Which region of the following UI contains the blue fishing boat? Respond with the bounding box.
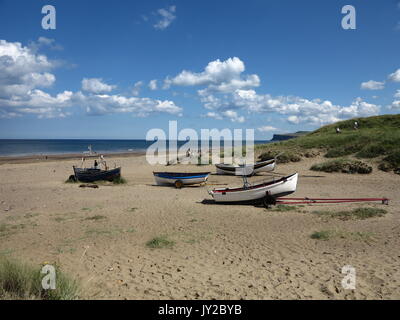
[153,172,211,188]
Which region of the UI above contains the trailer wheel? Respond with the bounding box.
[174,180,184,189]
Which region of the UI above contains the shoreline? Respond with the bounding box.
[0,145,258,165]
[0,151,146,165]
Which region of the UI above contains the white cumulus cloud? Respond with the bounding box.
[0,39,183,119]
[360,80,385,90]
[171,57,382,126]
[257,126,278,132]
[132,81,143,96]
[154,6,176,30]
[388,68,400,82]
[0,39,71,118]
[203,110,245,123]
[29,37,63,51]
[77,93,182,117]
[82,78,116,94]
[164,57,260,93]
[204,112,222,120]
[390,90,400,109]
[390,100,400,109]
[222,89,380,126]
[149,79,158,90]
[222,110,245,123]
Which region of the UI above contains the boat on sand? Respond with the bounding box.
[73,166,121,182]
[209,173,298,204]
[153,172,211,188]
[215,159,276,176]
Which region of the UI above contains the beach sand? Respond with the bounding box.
[0,154,399,300]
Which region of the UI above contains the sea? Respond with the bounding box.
[0,139,271,157]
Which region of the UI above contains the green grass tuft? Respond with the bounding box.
[146,236,175,249]
[0,223,26,238]
[325,144,362,158]
[84,215,107,221]
[312,207,387,220]
[259,150,301,163]
[311,230,375,241]
[378,151,400,173]
[311,231,332,240]
[270,205,299,212]
[0,258,79,300]
[355,144,387,159]
[310,158,372,174]
[112,177,127,184]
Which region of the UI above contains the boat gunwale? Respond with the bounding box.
[153,172,211,179]
[215,159,275,171]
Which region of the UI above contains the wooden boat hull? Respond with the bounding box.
[215,159,275,176]
[209,173,298,203]
[153,172,210,186]
[73,166,121,183]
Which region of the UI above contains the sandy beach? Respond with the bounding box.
[0,154,399,300]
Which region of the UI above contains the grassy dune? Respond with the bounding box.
[256,114,400,173]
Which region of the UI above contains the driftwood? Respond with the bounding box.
[79,184,99,189]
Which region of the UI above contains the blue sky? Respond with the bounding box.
[0,0,399,139]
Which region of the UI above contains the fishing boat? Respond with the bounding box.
[83,145,97,156]
[73,166,121,182]
[153,172,211,188]
[209,173,298,203]
[215,159,276,176]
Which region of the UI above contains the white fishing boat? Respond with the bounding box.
[209,173,298,203]
[215,159,276,176]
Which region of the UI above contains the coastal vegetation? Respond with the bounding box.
[312,207,387,221]
[269,205,299,212]
[310,158,372,174]
[310,230,375,241]
[310,230,332,240]
[256,114,400,174]
[112,177,127,184]
[0,258,79,300]
[146,236,175,249]
[83,215,107,222]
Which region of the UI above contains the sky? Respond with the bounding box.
[0,0,399,139]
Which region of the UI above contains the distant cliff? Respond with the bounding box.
[270,131,310,142]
